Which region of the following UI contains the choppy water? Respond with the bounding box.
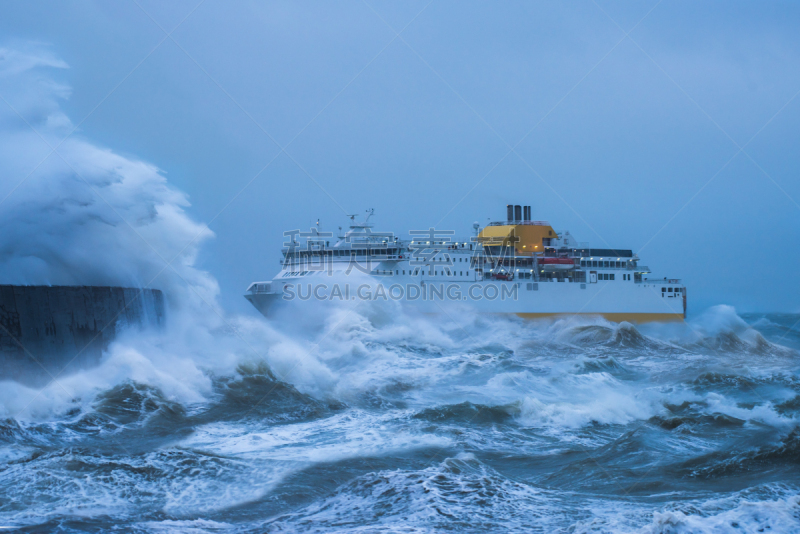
[1,306,799,533]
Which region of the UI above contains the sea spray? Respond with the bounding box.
[1,44,799,533]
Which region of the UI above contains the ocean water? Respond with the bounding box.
[1,306,799,533]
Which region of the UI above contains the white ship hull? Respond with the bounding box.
[246,274,686,323]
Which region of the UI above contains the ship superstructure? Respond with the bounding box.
[246,205,686,322]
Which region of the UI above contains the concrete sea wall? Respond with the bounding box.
[0,285,165,382]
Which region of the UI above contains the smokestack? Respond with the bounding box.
[514,205,522,222]
[507,205,513,222]
[523,206,531,221]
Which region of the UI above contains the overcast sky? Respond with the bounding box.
[2,0,799,314]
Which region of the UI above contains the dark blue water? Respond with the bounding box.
[1,306,799,532]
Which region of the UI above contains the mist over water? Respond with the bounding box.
[1,46,799,533]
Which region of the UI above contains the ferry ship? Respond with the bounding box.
[245,205,686,323]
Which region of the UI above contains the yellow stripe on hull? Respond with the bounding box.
[515,312,684,324]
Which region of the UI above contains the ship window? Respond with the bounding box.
[610,274,615,280]
[593,261,598,267]
[662,287,666,292]
[668,287,673,292]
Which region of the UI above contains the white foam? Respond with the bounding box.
[183,409,452,464]
[640,494,800,534]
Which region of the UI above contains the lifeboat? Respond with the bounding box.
[540,257,575,271]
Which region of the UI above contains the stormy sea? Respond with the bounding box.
[1,306,798,533]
